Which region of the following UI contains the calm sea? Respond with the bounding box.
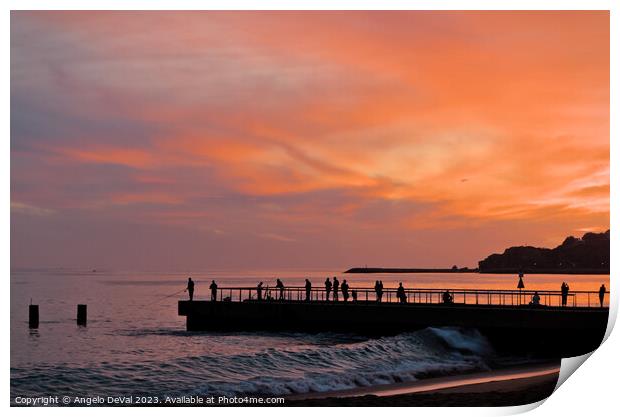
[10,269,609,402]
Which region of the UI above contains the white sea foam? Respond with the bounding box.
[188,327,495,396]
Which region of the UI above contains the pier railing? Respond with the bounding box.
[201,286,608,308]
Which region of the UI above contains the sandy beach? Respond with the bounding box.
[287,363,560,407]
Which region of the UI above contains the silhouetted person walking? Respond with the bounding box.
[209,280,217,301]
[397,282,407,303]
[561,282,569,307]
[333,277,340,301]
[305,279,312,301]
[186,277,195,301]
[325,277,332,301]
[257,282,264,301]
[276,279,285,300]
[341,280,349,302]
[599,284,606,307]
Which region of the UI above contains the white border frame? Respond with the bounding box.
[4,1,617,416]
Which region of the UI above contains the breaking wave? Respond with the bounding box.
[12,327,499,398]
[188,327,494,396]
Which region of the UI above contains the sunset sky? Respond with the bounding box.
[11,11,609,270]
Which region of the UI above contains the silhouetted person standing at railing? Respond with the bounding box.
[378,281,384,302]
[599,284,606,307]
[333,277,340,301]
[351,289,357,302]
[325,277,332,301]
[374,281,381,302]
[561,282,569,307]
[209,280,217,301]
[442,290,453,304]
[305,279,312,301]
[257,282,263,301]
[186,277,195,301]
[341,280,350,302]
[517,272,525,305]
[276,279,285,300]
[397,282,407,303]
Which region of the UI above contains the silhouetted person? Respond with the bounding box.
[333,277,340,301]
[325,277,332,301]
[517,272,525,305]
[599,284,606,308]
[276,279,285,300]
[374,281,381,302]
[442,290,453,304]
[305,279,312,301]
[530,291,541,306]
[209,280,217,301]
[257,282,264,301]
[341,280,350,302]
[561,282,569,307]
[351,289,357,302]
[186,277,195,301]
[397,282,407,303]
[378,281,384,302]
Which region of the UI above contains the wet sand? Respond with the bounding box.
[286,363,560,407]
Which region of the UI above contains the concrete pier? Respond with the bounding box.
[178,299,608,357]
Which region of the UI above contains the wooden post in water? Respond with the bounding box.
[77,304,87,326]
[29,304,39,329]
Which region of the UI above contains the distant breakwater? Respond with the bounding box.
[345,268,477,274]
[344,267,609,274]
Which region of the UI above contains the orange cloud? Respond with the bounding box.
[11,11,609,269]
[109,192,183,205]
[59,147,155,169]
